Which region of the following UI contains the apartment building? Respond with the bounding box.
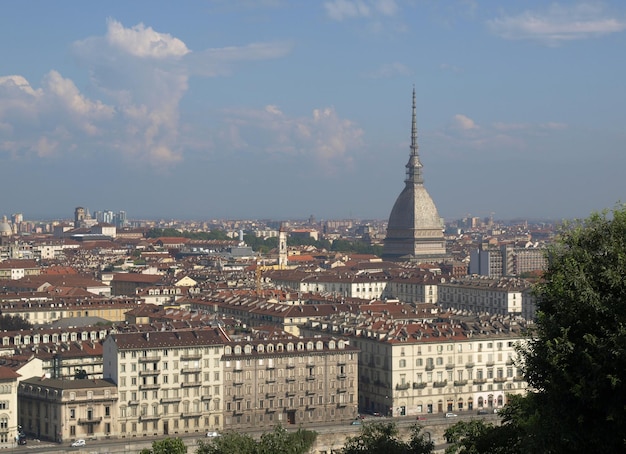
[301,312,529,418]
[222,335,359,431]
[437,276,535,319]
[18,376,117,444]
[0,367,20,449]
[102,328,229,438]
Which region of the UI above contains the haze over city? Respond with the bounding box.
[1,1,625,222]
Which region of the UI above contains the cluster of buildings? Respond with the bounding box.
[0,90,551,448]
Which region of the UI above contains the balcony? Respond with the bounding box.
[77,416,102,425]
[160,396,181,404]
[337,388,347,393]
[233,381,244,386]
[513,375,525,382]
[337,374,347,380]
[266,378,276,384]
[473,378,487,385]
[139,357,159,363]
[286,377,296,383]
[395,383,410,391]
[412,382,427,389]
[306,363,315,368]
[506,359,514,366]
[181,382,202,388]
[494,377,508,383]
[201,395,212,401]
[445,364,455,370]
[181,368,201,374]
[266,392,276,398]
[337,401,348,408]
[286,390,296,397]
[139,370,160,376]
[139,383,160,391]
[180,411,203,418]
[286,364,295,369]
[425,364,435,371]
[233,395,244,401]
[305,376,315,381]
[180,354,202,361]
[465,362,475,368]
[486,361,495,367]
[433,380,447,388]
[128,400,140,406]
[266,364,275,370]
[453,380,468,386]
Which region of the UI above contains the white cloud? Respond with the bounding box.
[219,105,364,174]
[452,114,478,131]
[105,18,190,59]
[0,19,293,166]
[487,3,626,45]
[324,0,398,21]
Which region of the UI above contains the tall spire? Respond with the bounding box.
[405,86,423,185]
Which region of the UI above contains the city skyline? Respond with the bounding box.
[1,1,625,222]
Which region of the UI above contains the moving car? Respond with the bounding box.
[445,412,458,418]
[71,439,86,447]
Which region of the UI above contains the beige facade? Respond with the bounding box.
[301,315,529,418]
[222,337,359,431]
[18,377,117,444]
[103,328,228,438]
[0,367,20,449]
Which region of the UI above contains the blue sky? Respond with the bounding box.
[1,1,625,222]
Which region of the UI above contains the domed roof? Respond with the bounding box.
[0,221,11,236]
[387,185,442,231]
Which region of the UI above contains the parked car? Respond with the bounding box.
[71,439,86,447]
[205,431,220,438]
[477,409,489,415]
[351,420,362,425]
[445,412,458,418]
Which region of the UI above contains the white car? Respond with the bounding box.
[445,412,458,418]
[71,439,86,447]
[205,431,220,438]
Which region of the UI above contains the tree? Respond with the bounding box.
[196,425,317,454]
[74,369,88,379]
[341,421,433,454]
[141,437,187,454]
[0,313,32,331]
[445,205,626,453]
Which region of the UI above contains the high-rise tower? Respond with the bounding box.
[382,89,446,261]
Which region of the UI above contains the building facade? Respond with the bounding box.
[18,377,117,444]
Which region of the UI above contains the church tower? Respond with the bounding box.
[382,89,447,261]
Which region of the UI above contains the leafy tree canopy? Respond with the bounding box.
[445,205,626,453]
[196,425,316,454]
[341,421,433,454]
[141,437,187,454]
[0,313,32,331]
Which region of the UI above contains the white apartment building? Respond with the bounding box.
[301,314,529,418]
[103,328,229,438]
[437,276,536,320]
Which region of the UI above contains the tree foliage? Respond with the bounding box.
[140,437,187,454]
[341,421,433,454]
[196,425,316,454]
[445,205,626,453]
[0,313,33,330]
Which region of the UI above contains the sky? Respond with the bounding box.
[1,1,625,223]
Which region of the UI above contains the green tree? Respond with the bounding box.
[141,437,187,454]
[445,205,626,453]
[0,314,32,330]
[74,369,88,380]
[196,425,316,454]
[341,421,433,454]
